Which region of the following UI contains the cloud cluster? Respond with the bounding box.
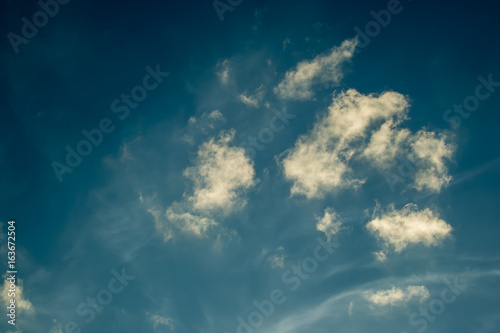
[366,203,453,253]
[364,285,429,307]
[281,88,455,198]
[274,38,358,100]
[282,89,408,198]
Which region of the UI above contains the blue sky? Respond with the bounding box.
[1,0,499,332]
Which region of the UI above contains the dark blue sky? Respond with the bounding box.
[1,0,499,332]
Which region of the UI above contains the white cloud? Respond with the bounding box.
[150,130,256,241]
[316,208,342,241]
[1,278,34,315]
[282,89,409,198]
[410,130,455,192]
[274,38,358,100]
[366,203,452,253]
[364,285,429,307]
[267,247,286,268]
[184,130,256,214]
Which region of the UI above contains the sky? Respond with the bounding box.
[0,0,499,332]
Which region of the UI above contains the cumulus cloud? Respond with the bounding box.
[149,130,256,241]
[409,130,455,192]
[364,285,429,307]
[366,203,452,253]
[316,208,343,241]
[184,130,256,214]
[281,89,409,198]
[274,38,358,100]
[281,88,455,197]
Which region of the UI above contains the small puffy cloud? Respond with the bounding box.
[316,208,342,241]
[364,285,429,307]
[150,314,175,330]
[1,278,34,315]
[281,89,408,198]
[366,203,452,253]
[275,38,358,100]
[184,130,256,214]
[267,247,286,268]
[410,130,455,192]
